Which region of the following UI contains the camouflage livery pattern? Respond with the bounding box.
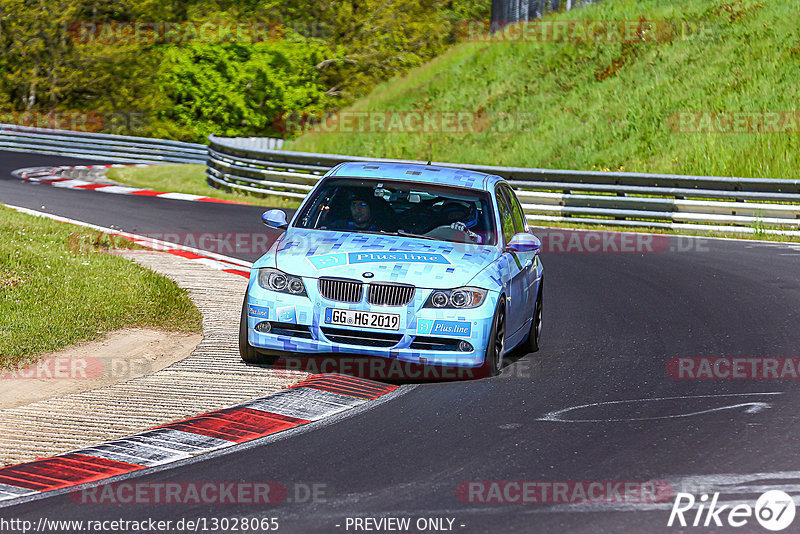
[245,162,543,369]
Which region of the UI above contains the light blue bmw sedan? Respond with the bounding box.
[240,161,543,378]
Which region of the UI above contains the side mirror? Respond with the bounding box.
[506,233,541,255]
[262,209,288,230]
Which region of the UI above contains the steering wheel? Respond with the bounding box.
[425,225,481,243]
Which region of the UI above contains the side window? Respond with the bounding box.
[501,185,526,235]
[495,187,516,245]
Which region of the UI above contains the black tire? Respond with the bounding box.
[478,299,506,378]
[521,283,543,354]
[239,295,278,365]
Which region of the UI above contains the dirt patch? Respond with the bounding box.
[0,251,306,467]
[0,328,201,409]
[0,268,26,289]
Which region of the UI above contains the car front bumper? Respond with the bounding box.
[245,279,498,368]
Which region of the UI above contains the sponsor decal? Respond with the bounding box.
[307,253,347,270]
[248,304,270,319]
[308,251,450,270]
[417,319,471,337]
[276,306,296,323]
[349,251,450,265]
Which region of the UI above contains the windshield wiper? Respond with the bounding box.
[395,230,439,241]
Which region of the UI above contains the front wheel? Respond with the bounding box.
[239,295,278,365]
[478,300,506,378]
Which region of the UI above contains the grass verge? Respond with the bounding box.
[106,164,302,209]
[287,0,800,180]
[0,206,202,371]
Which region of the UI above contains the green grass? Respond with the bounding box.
[0,207,202,371]
[287,0,800,180]
[106,164,301,209]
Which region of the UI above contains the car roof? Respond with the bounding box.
[327,161,504,191]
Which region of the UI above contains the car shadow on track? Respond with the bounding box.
[244,349,543,385]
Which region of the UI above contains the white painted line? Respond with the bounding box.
[194,257,244,271]
[1,203,253,270]
[0,484,36,501]
[51,179,92,187]
[94,185,146,194]
[12,165,247,206]
[157,192,205,201]
[538,392,784,423]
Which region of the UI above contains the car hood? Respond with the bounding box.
[272,229,500,288]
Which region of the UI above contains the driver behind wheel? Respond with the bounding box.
[442,200,483,243]
[322,190,380,231]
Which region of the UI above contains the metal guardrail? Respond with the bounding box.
[3,125,797,235]
[207,135,800,235]
[0,124,207,164]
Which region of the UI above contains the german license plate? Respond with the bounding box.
[324,308,400,330]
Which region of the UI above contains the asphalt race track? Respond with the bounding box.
[3,150,800,533]
[0,152,271,262]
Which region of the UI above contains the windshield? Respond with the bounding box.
[294,177,497,246]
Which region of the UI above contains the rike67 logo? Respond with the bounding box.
[668,491,796,531]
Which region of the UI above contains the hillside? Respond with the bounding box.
[288,0,800,179]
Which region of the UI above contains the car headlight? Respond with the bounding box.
[258,268,307,296]
[423,287,487,309]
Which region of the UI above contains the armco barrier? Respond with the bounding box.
[0,123,207,164]
[4,125,798,234]
[207,135,800,234]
